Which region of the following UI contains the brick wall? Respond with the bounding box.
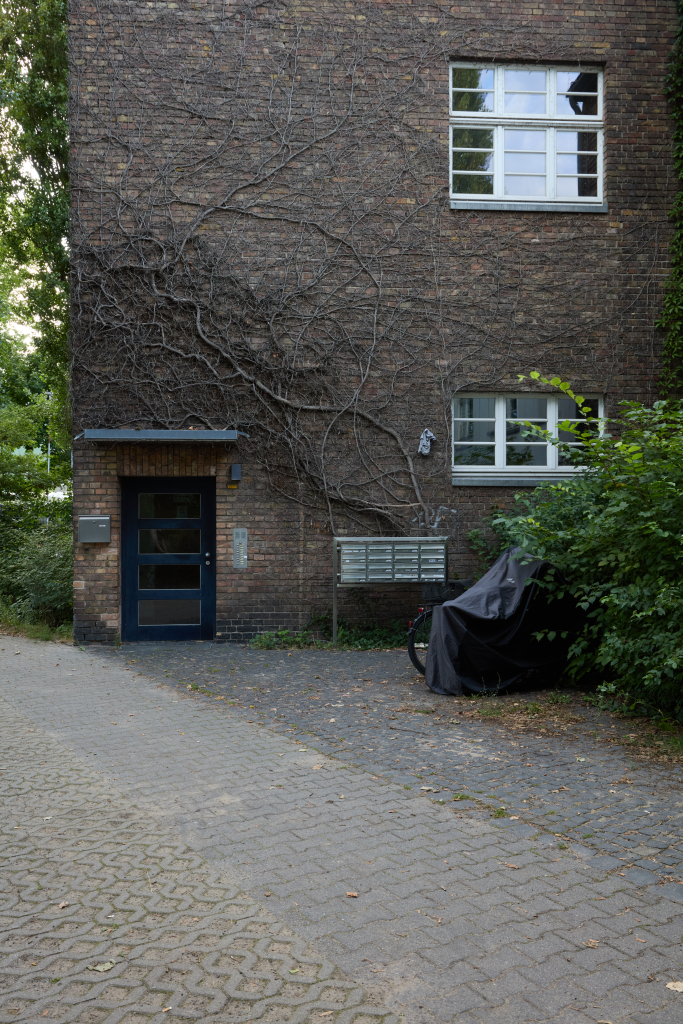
[69,0,679,642]
[73,442,428,642]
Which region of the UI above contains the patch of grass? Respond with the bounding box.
[453,793,471,801]
[0,614,73,643]
[547,692,572,705]
[557,843,569,850]
[403,785,412,790]
[249,615,408,651]
[492,807,506,818]
[479,703,503,718]
[524,702,543,717]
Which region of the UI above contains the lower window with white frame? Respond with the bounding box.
[451,393,602,485]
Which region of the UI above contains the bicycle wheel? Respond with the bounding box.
[407,608,433,674]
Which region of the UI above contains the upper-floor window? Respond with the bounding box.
[452,393,603,482]
[450,64,603,207]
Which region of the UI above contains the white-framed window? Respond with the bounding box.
[450,64,603,206]
[451,393,603,483]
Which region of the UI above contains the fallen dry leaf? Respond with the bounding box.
[635,937,647,942]
[502,862,519,869]
[666,981,683,992]
[264,892,271,897]
[509,815,520,820]
[583,940,599,949]
[319,1013,333,1017]
[346,891,358,898]
[162,1008,171,1013]
[58,901,69,909]
[88,961,116,973]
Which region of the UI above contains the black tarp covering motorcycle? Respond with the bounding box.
[424,546,581,696]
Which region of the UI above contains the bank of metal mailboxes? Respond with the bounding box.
[78,515,111,543]
[337,537,448,584]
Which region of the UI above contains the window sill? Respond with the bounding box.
[452,470,581,486]
[450,200,608,214]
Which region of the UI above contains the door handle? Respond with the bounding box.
[205,552,211,565]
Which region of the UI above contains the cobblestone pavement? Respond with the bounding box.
[1,638,683,1024]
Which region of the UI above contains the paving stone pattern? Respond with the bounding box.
[1,639,683,1024]
[0,692,392,1024]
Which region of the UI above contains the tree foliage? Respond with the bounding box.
[0,0,69,406]
[492,374,683,716]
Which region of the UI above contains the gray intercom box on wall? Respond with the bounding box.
[233,528,248,568]
[78,515,111,543]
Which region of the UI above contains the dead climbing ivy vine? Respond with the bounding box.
[70,0,663,536]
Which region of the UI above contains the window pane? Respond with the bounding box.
[505,70,546,91]
[557,71,598,94]
[504,93,546,115]
[505,176,546,196]
[139,493,201,518]
[506,445,548,466]
[557,153,598,175]
[505,130,546,151]
[506,420,547,442]
[504,152,546,174]
[452,128,494,150]
[453,151,493,171]
[453,445,495,466]
[139,600,201,625]
[556,177,598,197]
[452,68,494,90]
[558,425,597,443]
[454,396,495,418]
[452,91,494,113]
[454,421,496,442]
[139,565,201,590]
[139,529,201,554]
[452,174,493,194]
[557,131,597,153]
[558,448,581,467]
[558,397,600,419]
[507,397,547,419]
[556,94,598,117]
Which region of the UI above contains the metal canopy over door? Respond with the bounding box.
[121,477,216,641]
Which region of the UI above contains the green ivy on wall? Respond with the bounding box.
[657,0,683,392]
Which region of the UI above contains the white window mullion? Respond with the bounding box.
[495,125,504,199]
[495,395,506,468]
[548,127,555,201]
[547,396,558,469]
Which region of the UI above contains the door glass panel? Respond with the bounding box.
[138,493,201,519]
[139,529,201,553]
[139,565,201,590]
[139,600,201,625]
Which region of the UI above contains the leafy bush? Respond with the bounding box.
[490,375,683,717]
[0,497,73,627]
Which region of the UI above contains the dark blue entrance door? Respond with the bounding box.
[121,477,216,641]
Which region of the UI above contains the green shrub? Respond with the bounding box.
[0,507,73,627]
[491,375,683,718]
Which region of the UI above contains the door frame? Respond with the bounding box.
[120,476,216,642]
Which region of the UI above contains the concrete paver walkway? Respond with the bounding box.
[1,638,683,1024]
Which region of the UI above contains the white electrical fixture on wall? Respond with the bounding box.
[233,529,248,568]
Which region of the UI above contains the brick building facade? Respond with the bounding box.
[70,0,678,643]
